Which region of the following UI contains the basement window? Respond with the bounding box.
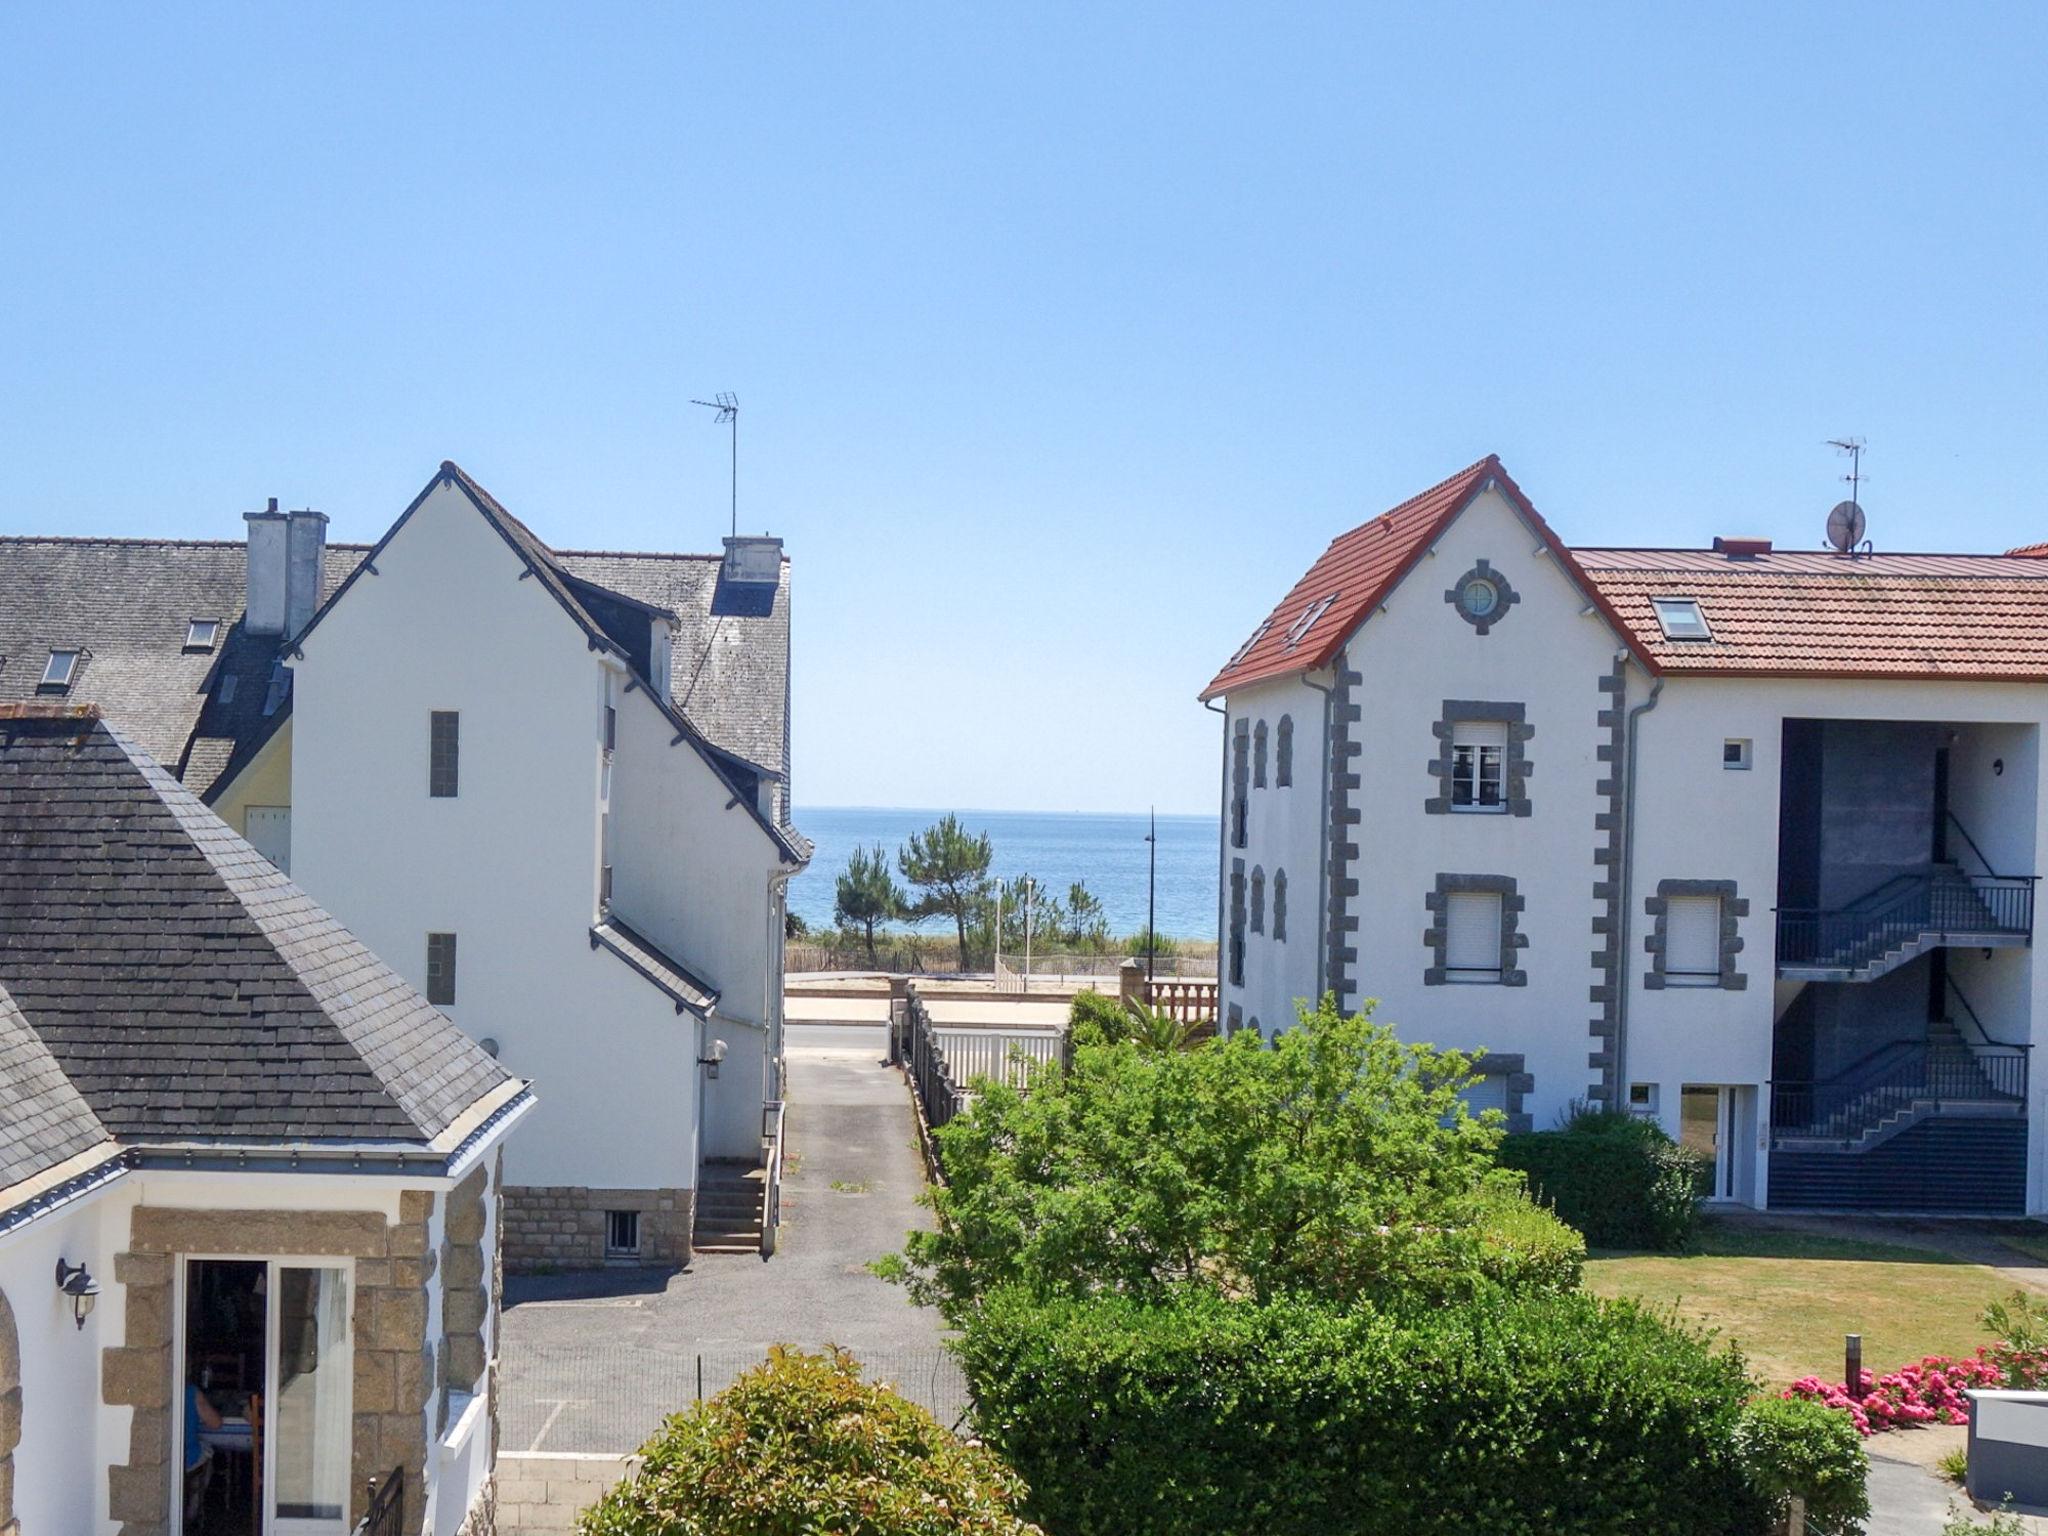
[1651,597,1712,641]
[184,618,220,652]
[605,1210,641,1258]
[39,649,80,689]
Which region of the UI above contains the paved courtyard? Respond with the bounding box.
[498,1022,952,1456]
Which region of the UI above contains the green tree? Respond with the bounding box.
[881,995,1537,1324]
[832,842,902,967]
[579,1346,1042,1536]
[898,815,994,970]
[1063,881,1109,947]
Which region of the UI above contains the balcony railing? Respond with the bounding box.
[1776,868,2035,976]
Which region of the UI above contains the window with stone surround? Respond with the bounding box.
[1276,715,1294,786]
[1643,879,1748,991]
[1273,869,1288,941]
[1426,701,1534,817]
[1251,867,1265,933]
[1231,721,1249,848]
[1423,874,1527,987]
[1254,721,1269,788]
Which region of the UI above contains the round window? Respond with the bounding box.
[1458,575,1501,620]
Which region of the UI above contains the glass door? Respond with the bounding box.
[268,1265,352,1535]
[1680,1086,1737,1201]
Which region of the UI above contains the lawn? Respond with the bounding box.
[1583,1218,2019,1386]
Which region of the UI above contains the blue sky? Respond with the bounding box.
[3,5,2043,814]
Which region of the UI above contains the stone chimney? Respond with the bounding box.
[243,498,287,637]
[721,534,784,585]
[284,508,329,640]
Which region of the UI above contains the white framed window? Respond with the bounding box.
[1628,1082,1660,1116]
[1651,597,1712,641]
[1664,895,1722,980]
[1444,890,1503,981]
[1723,738,1752,770]
[40,649,80,688]
[1449,720,1508,812]
[184,618,220,651]
[605,1210,641,1257]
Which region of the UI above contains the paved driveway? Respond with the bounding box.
[498,1023,953,1454]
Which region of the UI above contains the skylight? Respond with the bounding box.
[1285,594,1338,650]
[40,649,80,688]
[185,618,220,651]
[1651,597,1712,641]
[1227,621,1272,668]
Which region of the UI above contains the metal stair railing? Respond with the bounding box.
[1775,867,2035,974]
[1771,1039,2027,1145]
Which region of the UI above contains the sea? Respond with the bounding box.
[787,807,1220,941]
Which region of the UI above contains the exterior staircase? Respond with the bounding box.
[1776,864,2034,983]
[693,1161,768,1254]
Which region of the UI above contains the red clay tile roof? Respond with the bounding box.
[1201,456,1642,699]
[1575,548,2048,679]
[2008,542,2048,559]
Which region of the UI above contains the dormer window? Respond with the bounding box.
[184,619,220,652]
[39,650,80,690]
[1284,594,1337,650]
[1651,597,1711,641]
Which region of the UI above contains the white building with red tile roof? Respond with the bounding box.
[1204,457,2048,1214]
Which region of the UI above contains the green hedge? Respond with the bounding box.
[1066,989,1132,1048]
[956,1288,1769,1536]
[1498,1112,1704,1249]
[1470,1186,1586,1293]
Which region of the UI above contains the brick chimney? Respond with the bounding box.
[244,499,287,636]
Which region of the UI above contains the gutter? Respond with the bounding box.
[1613,671,1664,1102]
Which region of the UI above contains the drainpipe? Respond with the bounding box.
[1302,669,1336,1005]
[1206,697,1229,990]
[1613,667,1664,1104]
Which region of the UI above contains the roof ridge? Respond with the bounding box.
[0,533,375,551]
[1318,454,1499,549]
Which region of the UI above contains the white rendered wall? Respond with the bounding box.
[1221,671,1331,1034]
[1334,486,1623,1124]
[288,483,698,1193]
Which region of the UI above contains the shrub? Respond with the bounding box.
[1784,1346,2048,1435]
[1498,1111,1704,1248]
[578,1346,1042,1536]
[1468,1184,1586,1293]
[1734,1395,1870,1535]
[956,1287,1767,1536]
[1066,988,1132,1047]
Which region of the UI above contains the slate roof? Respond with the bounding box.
[0,536,364,798]
[1201,456,1639,699]
[0,470,796,821]
[0,705,513,1146]
[1576,549,2048,680]
[0,979,113,1193]
[590,917,720,1018]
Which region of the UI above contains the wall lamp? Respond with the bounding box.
[55,1259,98,1330]
[697,1038,729,1080]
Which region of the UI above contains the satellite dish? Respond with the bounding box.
[1826,499,1866,553]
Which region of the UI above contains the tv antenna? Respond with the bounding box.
[1825,438,1870,555]
[692,392,739,538]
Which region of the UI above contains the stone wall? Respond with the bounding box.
[101,1199,438,1534]
[443,1164,489,1410]
[0,1286,16,1536]
[497,1452,638,1534]
[502,1186,691,1272]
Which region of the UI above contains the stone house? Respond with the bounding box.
[0,462,807,1266]
[1206,454,2048,1214]
[0,702,531,1535]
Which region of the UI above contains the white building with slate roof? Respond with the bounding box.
[0,461,807,1269]
[0,701,530,1536]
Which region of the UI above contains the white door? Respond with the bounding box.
[268,1264,352,1535]
[244,806,292,873]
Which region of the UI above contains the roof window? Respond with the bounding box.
[184,618,220,652]
[1227,621,1272,668]
[39,649,80,689]
[1285,594,1338,650]
[1651,598,1712,641]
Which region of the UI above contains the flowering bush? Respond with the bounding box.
[1784,1346,2048,1436]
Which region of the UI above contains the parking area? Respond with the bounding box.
[497,1022,956,1457]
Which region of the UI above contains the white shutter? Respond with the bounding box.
[1451,719,1508,752]
[1459,1075,1509,1116]
[1444,891,1502,978]
[1665,895,1722,977]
